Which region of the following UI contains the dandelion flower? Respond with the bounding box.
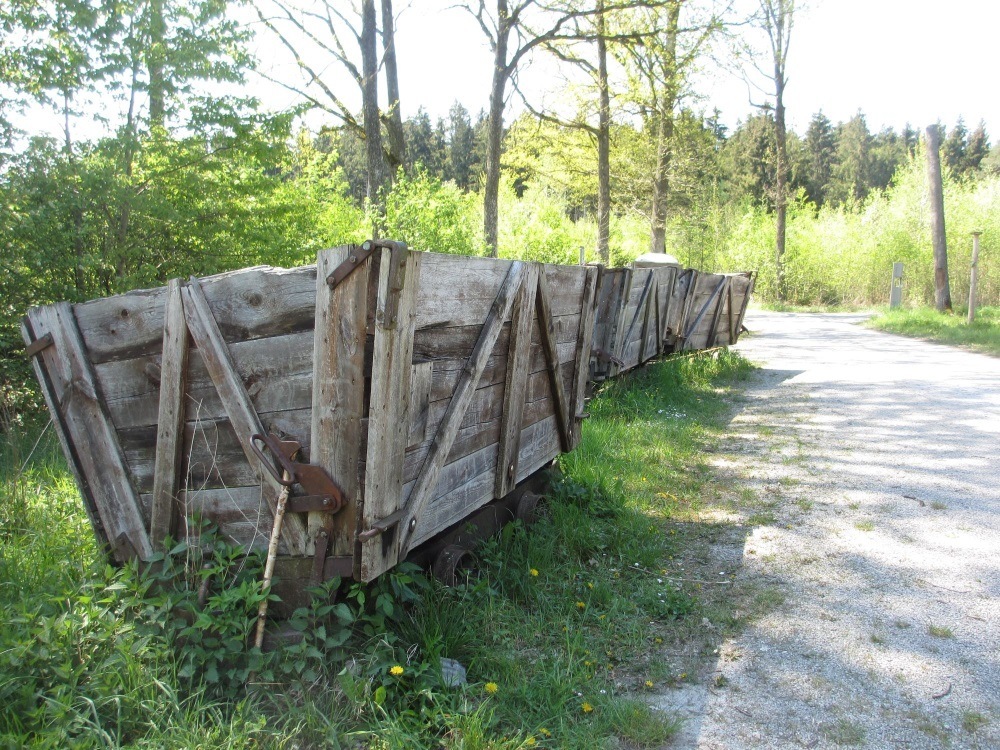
[539,728,551,737]
[526,738,536,747]
[390,665,404,676]
[576,601,586,610]
[645,680,654,688]
[484,682,499,695]
[581,702,594,713]
[530,568,539,577]
[587,582,594,589]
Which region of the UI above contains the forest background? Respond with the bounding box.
[3,0,999,417]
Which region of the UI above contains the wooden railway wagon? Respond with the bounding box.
[590,260,755,379]
[22,240,752,604]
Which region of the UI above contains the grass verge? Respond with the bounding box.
[867,306,1000,356]
[0,350,756,749]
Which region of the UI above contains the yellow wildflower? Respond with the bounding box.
[645,680,654,688]
[581,702,594,713]
[525,738,536,747]
[390,665,404,676]
[539,728,551,737]
[576,601,586,610]
[587,582,594,589]
[484,682,499,695]
[530,568,539,577]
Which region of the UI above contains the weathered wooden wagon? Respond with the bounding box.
[589,257,755,379]
[22,242,597,601]
[22,240,752,605]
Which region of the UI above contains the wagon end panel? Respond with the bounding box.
[79,264,321,563]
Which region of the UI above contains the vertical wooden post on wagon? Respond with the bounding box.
[889,262,904,308]
[968,232,982,324]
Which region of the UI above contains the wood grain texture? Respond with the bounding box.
[495,263,539,498]
[311,246,371,558]
[397,261,527,558]
[536,267,572,452]
[24,303,153,560]
[77,265,317,364]
[570,266,598,447]
[360,248,423,581]
[181,277,309,555]
[149,279,189,550]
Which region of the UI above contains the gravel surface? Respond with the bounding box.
[654,311,1000,749]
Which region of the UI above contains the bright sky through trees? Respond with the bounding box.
[255,0,997,134]
[16,0,999,140]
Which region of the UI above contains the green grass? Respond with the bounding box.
[867,306,1000,356]
[0,350,756,748]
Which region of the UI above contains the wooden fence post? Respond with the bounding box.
[968,232,981,324]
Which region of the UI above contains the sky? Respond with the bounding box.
[250,0,1000,137]
[16,0,1000,141]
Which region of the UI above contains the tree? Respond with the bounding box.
[803,111,834,206]
[254,0,404,227]
[757,0,794,300]
[465,0,613,255]
[828,112,871,205]
[925,124,952,312]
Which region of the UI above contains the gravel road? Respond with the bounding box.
[656,311,1000,749]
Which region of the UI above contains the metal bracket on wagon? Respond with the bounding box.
[326,239,409,290]
[592,346,624,367]
[250,433,347,515]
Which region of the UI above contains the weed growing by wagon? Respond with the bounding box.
[0,349,753,747]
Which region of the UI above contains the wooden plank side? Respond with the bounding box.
[359,248,423,581]
[536,267,572,452]
[732,272,755,342]
[611,268,634,373]
[312,246,371,558]
[141,486,287,555]
[181,278,309,555]
[149,279,189,550]
[98,330,315,430]
[25,303,153,560]
[495,263,539,498]
[706,277,731,347]
[76,264,317,364]
[414,254,584,327]
[22,316,110,552]
[570,266,598,447]
[407,415,561,548]
[121,406,313,493]
[395,261,527,560]
[684,273,728,348]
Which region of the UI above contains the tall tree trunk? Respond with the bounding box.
[649,112,672,254]
[648,2,679,255]
[925,125,952,311]
[774,70,787,301]
[595,1,610,264]
[361,0,389,235]
[380,0,405,174]
[483,2,511,258]
[148,0,166,128]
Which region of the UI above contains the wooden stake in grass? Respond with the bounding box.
[968,231,982,324]
[254,476,291,650]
